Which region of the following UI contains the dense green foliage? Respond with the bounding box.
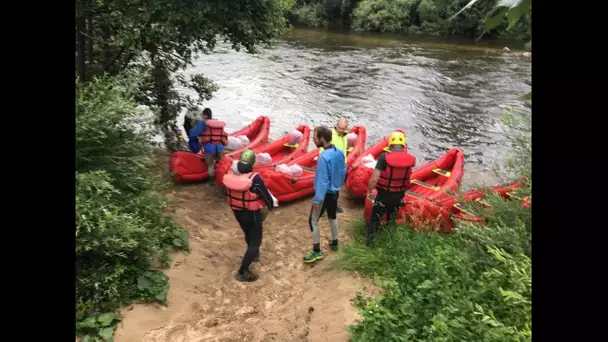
[334,104,532,340]
[76,0,294,149]
[337,220,531,341]
[290,0,357,28]
[290,0,531,40]
[76,74,190,341]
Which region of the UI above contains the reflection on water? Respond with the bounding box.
[176,29,531,188]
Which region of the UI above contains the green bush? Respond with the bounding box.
[352,0,417,32]
[291,2,330,27]
[418,0,440,23]
[76,74,189,341]
[336,213,531,341]
[419,21,445,36]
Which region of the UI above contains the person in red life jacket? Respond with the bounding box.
[199,108,229,180]
[365,131,416,247]
[223,149,275,282]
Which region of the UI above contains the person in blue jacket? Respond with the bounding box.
[186,108,210,154]
[303,125,347,263]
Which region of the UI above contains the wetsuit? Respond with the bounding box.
[230,162,274,276]
[308,145,347,254]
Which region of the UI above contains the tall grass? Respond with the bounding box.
[334,106,532,341]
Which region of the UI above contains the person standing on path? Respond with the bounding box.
[320,118,349,213]
[304,126,347,263]
[365,131,416,247]
[223,149,275,282]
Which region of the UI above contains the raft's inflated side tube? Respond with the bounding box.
[363,148,465,233]
[215,124,312,187]
[346,125,368,170]
[261,125,368,203]
[445,179,530,223]
[169,151,209,183]
[169,116,271,183]
[345,129,407,199]
[260,148,320,203]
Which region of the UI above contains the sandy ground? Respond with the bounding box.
[114,174,376,342]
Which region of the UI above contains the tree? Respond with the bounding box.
[75,0,294,150]
[450,0,531,42]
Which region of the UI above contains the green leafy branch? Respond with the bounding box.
[450,0,532,41]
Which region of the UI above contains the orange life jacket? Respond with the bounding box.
[201,119,228,145]
[376,151,416,193]
[224,171,265,211]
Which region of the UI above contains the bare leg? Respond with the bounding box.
[205,153,215,178]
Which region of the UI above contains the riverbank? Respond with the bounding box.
[114,153,378,341]
[283,27,530,52]
[288,0,531,42]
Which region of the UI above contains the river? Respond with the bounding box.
[177,28,531,189]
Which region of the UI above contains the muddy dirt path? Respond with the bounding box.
[114,178,376,342]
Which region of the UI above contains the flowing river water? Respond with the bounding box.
[176,28,531,189]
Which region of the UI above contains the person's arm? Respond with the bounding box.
[332,130,347,159]
[251,174,274,210]
[339,153,347,186]
[312,157,330,207]
[341,135,348,160]
[189,121,207,139]
[366,154,386,198]
[404,156,416,190]
[367,170,381,199]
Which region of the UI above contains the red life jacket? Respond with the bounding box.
[201,119,228,145]
[224,171,265,211]
[376,151,416,193]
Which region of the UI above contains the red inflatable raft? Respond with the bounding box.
[169,116,270,183]
[363,148,465,232]
[345,125,368,168]
[215,125,312,187]
[345,129,407,199]
[437,179,531,228]
[364,178,530,234]
[259,125,367,203]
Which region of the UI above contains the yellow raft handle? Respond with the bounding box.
[453,203,476,217]
[474,198,491,207]
[411,179,440,191]
[506,192,523,201]
[432,168,451,177]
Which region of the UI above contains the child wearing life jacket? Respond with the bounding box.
[199,108,229,180]
[223,149,275,282]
